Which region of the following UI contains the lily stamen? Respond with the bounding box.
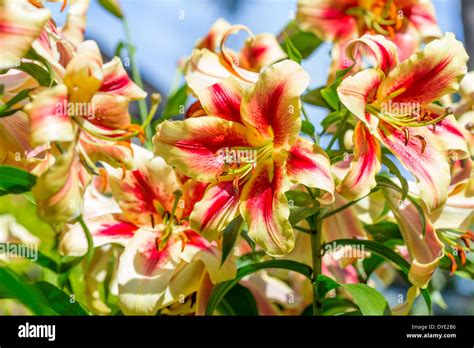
[446,252,457,275]
[414,135,427,154]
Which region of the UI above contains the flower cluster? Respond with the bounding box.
[0,0,472,316]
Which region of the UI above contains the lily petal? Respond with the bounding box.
[185,48,256,94]
[240,158,294,256]
[117,229,185,315]
[378,121,450,211]
[0,0,50,69]
[338,122,381,200]
[384,188,444,288]
[240,33,287,72]
[100,56,147,100]
[153,116,259,182]
[296,0,358,42]
[180,230,236,284]
[32,143,90,224]
[90,93,132,129]
[60,214,137,257]
[189,181,241,241]
[429,115,470,161]
[107,146,181,228]
[286,137,335,204]
[79,132,134,170]
[63,40,103,103]
[346,34,399,75]
[406,1,442,40]
[337,68,384,130]
[241,59,310,148]
[60,0,90,47]
[430,178,474,230]
[195,18,231,51]
[195,76,244,122]
[376,33,468,106]
[24,84,76,147]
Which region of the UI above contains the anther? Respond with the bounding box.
[414,135,426,153]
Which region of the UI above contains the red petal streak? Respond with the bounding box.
[209,82,242,122]
[97,221,138,237]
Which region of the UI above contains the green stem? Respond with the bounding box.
[320,188,379,220]
[326,110,349,151]
[78,215,94,266]
[309,213,324,316]
[123,19,151,144]
[141,93,161,131]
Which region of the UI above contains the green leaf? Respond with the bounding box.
[221,215,243,266]
[315,274,390,315]
[98,0,124,19]
[406,196,427,236]
[381,156,408,202]
[326,239,409,274]
[206,260,312,315]
[289,206,320,226]
[321,297,359,316]
[161,84,188,120]
[320,65,354,111]
[217,283,258,315]
[364,222,402,243]
[341,283,391,315]
[363,254,385,278]
[285,189,312,207]
[34,282,89,315]
[321,86,340,111]
[282,33,302,64]
[302,87,331,109]
[301,120,316,137]
[0,89,31,118]
[279,21,322,59]
[0,243,59,272]
[0,267,55,315]
[321,110,342,130]
[0,165,37,196]
[236,250,266,268]
[16,61,52,87]
[325,239,432,313]
[375,174,404,193]
[315,274,340,301]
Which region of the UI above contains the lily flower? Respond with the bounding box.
[185,20,287,93]
[383,187,444,288]
[154,60,334,256]
[23,39,147,224]
[297,0,441,79]
[0,69,49,172]
[337,33,469,211]
[0,0,50,69]
[60,146,235,315]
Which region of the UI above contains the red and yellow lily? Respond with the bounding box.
[336,33,469,211]
[185,19,287,93]
[21,38,146,224]
[154,60,335,256]
[297,0,441,79]
[60,146,234,315]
